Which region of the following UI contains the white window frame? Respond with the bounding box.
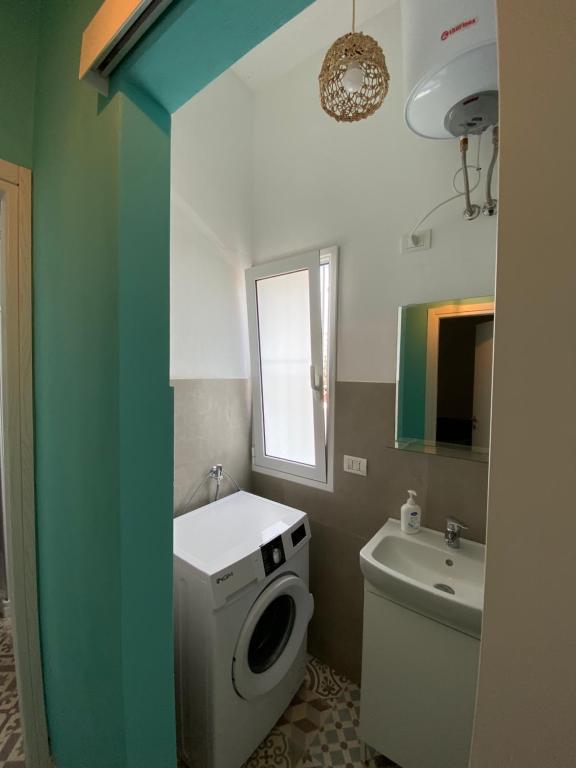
[246,246,338,492]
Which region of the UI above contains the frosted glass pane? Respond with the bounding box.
[256,270,315,465]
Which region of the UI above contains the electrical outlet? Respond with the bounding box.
[400,229,432,253]
[343,455,368,476]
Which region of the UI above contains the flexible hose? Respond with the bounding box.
[182,467,241,512]
[484,126,499,211]
[183,472,211,510]
[460,137,474,217]
[223,471,241,492]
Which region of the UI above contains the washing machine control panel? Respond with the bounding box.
[260,536,286,576]
[291,523,307,548]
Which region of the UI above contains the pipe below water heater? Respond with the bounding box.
[460,137,481,221]
[483,126,499,216]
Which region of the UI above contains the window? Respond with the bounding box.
[245,247,338,489]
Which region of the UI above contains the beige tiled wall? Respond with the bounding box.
[173,379,252,516]
[252,381,488,682]
[172,379,487,682]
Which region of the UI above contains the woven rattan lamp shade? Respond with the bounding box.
[319,3,390,124]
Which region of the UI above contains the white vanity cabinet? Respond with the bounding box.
[359,585,480,768]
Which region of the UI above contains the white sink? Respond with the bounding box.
[360,519,485,638]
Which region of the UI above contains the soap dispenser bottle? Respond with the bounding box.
[401,490,421,534]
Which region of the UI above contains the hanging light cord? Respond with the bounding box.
[352,0,356,33]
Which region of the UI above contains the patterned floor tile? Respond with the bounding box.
[0,621,396,768]
[0,619,24,767]
[243,658,398,768]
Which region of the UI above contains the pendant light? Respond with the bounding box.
[319,0,390,123]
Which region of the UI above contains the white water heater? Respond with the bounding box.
[402,0,498,139]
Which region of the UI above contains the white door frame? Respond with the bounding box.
[0,157,51,768]
[425,301,495,443]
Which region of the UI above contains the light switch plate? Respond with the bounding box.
[343,455,368,476]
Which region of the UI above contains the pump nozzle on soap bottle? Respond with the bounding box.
[400,489,422,534]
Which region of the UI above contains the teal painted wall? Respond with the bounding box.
[1,0,316,766]
[117,90,175,768]
[32,0,126,765]
[117,0,314,112]
[397,305,428,441]
[32,2,176,766]
[0,0,40,167]
[397,297,494,441]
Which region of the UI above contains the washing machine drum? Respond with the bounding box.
[232,573,314,701]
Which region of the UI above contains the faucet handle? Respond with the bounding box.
[446,517,468,531]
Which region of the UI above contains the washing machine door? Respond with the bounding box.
[232,573,314,701]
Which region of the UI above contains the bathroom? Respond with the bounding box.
[171,0,496,766]
[2,0,574,765]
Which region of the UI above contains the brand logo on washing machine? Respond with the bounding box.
[441,17,478,41]
[216,571,233,584]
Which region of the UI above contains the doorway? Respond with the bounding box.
[436,314,494,446]
[0,158,49,768]
[425,300,495,449]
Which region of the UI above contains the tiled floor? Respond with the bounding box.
[0,618,25,767]
[4,631,394,768]
[0,622,395,768]
[242,658,397,768]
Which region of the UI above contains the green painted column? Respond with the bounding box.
[32,2,176,766]
[32,0,126,764]
[118,89,176,768]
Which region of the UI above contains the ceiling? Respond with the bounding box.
[232,0,398,91]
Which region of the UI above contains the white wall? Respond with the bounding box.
[171,3,498,384]
[470,1,576,764]
[171,70,252,380]
[252,3,497,382]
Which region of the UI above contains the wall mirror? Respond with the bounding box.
[395,296,495,462]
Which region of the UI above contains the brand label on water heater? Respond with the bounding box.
[441,17,478,42]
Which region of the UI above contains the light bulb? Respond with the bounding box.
[342,62,364,93]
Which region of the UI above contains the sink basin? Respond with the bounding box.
[360,519,485,638]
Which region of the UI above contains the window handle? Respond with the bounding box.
[309,365,323,400]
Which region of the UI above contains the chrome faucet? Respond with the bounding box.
[445,517,468,549]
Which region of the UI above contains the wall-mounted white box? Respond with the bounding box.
[400,228,432,253]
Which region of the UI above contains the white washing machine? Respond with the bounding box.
[173,491,314,768]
